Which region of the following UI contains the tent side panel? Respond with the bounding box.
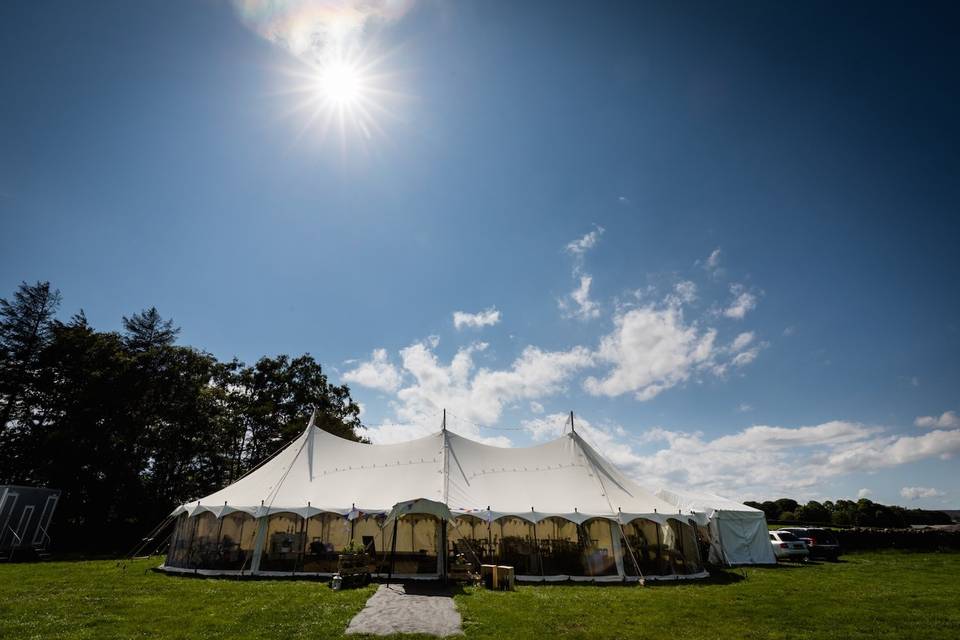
[716,513,776,565]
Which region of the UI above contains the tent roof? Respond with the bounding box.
[175,423,684,523]
[655,487,764,518]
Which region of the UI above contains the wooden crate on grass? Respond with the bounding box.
[480,564,515,590]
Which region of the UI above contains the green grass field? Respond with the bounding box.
[0,552,957,639]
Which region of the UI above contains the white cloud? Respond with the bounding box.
[365,338,592,444]
[900,486,944,500]
[731,347,761,368]
[737,403,753,413]
[723,284,757,320]
[857,488,872,499]
[529,401,545,414]
[560,227,605,321]
[783,326,796,337]
[583,303,717,401]
[915,410,959,429]
[706,248,721,271]
[231,0,415,65]
[554,415,960,501]
[453,307,501,330]
[342,348,402,393]
[821,428,960,473]
[731,331,754,352]
[668,281,698,306]
[560,275,601,321]
[565,227,605,258]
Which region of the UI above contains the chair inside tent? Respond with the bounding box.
[161,418,708,582]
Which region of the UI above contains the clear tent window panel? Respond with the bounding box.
[496,517,540,576]
[382,514,440,575]
[165,514,193,568]
[581,518,619,577]
[216,512,257,570]
[301,512,351,573]
[258,513,304,572]
[622,518,667,576]
[534,517,581,576]
[449,515,491,566]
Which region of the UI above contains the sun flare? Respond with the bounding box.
[315,61,364,107]
[281,46,402,148]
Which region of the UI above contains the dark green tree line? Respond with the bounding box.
[0,281,366,552]
[744,497,952,528]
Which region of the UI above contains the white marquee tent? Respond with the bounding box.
[162,418,709,581]
[655,488,776,566]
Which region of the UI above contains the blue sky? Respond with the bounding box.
[2,0,958,507]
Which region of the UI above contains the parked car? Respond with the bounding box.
[769,530,809,561]
[778,527,841,561]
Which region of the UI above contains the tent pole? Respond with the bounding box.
[236,515,246,573]
[387,517,398,582]
[441,409,449,505]
[486,507,493,565]
[655,519,664,575]
[294,507,307,576]
[531,509,544,579]
[440,519,448,583]
[609,520,626,580]
[189,512,200,574]
[250,501,268,575]
[441,409,450,581]
[689,516,706,571]
[215,508,225,568]
[350,503,356,545]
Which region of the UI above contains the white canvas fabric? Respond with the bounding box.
[655,488,776,565]
[163,421,714,581]
[173,423,682,523]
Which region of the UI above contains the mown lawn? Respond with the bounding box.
[0,552,957,639]
[0,558,376,640]
[456,552,960,639]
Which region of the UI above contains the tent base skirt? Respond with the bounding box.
[157,564,708,582]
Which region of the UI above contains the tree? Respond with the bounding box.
[759,501,780,520]
[774,498,799,516]
[0,281,61,481]
[122,307,179,351]
[796,500,830,524]
[228,354,365,476]
[0,281,369,552]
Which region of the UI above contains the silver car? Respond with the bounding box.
[769,530,809,561]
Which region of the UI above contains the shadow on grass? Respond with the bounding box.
[645,570,746,588]
[386,581,470,597]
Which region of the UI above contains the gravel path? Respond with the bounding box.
[345,583,463,636]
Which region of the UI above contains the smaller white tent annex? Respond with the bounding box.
[655,488,775,566]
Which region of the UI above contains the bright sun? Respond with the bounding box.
[315,61,364,107]
[280,46,401,148]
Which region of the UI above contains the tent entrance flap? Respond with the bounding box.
[385,498,454,525]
